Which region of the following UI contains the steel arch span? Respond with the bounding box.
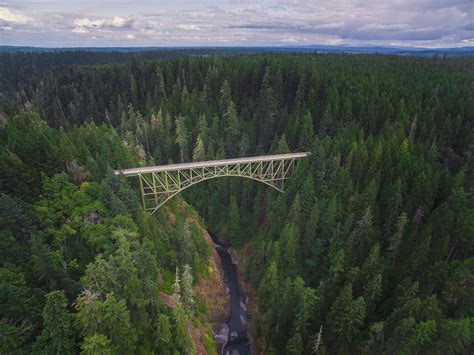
[114,152,310,215]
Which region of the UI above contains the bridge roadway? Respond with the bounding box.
[114,152,310,176]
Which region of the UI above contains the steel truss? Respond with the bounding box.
[115,152,309,215]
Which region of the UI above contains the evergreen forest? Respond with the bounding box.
[0,50,473,354]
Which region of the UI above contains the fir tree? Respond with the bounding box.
[173,267,181,303]
[192,134,206,162]
[182,264,195,312]
[175,115,189,162]
[34,290,75,354]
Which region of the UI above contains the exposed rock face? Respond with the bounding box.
[195,230,230,323]
[195,229,230,354]
[214,323,229,354]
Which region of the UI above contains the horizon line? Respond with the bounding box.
[1,44,473,50]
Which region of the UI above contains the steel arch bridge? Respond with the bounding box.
[114,152,310,215]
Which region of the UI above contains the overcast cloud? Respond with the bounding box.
[0,0,473,47]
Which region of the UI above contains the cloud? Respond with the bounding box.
[176,24,200,31]
[0,5,32,24]
[354,22,446,41]
[109,16,131,27]
[314,22,345,30]
[2,0,474,47]
[74,16,134,28]
[359,24,411,32]
[72,27,88,34]
[72,16,134,34]
[73,18,106,28]
[463,22,474,31]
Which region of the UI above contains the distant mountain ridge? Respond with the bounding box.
[1,44,473,57]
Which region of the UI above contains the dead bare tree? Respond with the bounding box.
[66,160,90,186]
[312,325,323,354]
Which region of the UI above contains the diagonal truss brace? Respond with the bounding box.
[115,152,309,215]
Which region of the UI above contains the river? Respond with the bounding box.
[209,231,251,355]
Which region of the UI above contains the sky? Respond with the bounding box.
[0,0,473,48]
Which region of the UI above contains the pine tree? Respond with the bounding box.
[219,80,232,117]
[81,334,112,355]
[223,100,241,156]
[178,221,194,265]
[155,68,166,99]
[436,318,473,353]
[34,290,75,354]
[238,133,250,157]
[258,66,278,147]
[197,114,209,143]
[154,314,172,353]
[319,103,334,137]
[259,261,279,306]
[363,274,382,315]
[172,296,195,354]
[175,116,189,162]
[292,278,318,343]
[382,178,402,236]
[173,267,181,303]
[75,291,136,354]
[276,134,290,154]
[346,207,377,265]
[286,332,303,354]
[280,223,300,275]
[341,97,353,121]
[288,193,302,226]
[389,213,408,264]
[327,284,366,352]
[0,319,26,354]
[130,74,139,108]
[192,134,206,162]
[298,111,314,151]
[300,175,315,216]
[182,264,195,312]
[229,196,242,246]
[401,320,437,354]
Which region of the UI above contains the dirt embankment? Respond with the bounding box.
[160,200,230,355]
[195,228,230,324]
[193,230,230,354]
[187,204,230,328]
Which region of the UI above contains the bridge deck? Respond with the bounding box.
[114,152,310,176]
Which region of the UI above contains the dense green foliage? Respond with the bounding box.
[1,51,473,353]
[0,114,211,353]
